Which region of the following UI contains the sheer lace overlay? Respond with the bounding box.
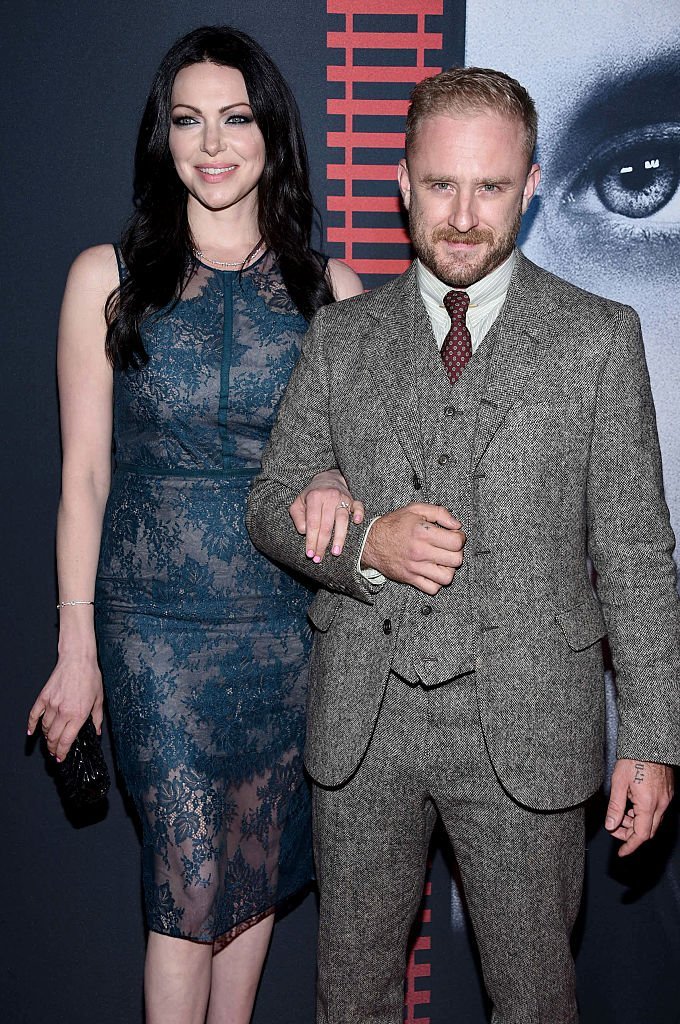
[96,252,313,945]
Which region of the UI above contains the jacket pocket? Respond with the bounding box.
[555,598,607,651]
[307,591,342,632]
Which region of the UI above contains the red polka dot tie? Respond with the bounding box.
[441,290,472,385]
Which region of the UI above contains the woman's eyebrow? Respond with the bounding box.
[170,102,253,114]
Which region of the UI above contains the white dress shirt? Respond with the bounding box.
[416,249,515,352]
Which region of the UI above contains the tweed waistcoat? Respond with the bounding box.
[390,318,501,687]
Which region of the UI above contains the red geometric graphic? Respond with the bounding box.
[326,0,443,283]
[404,874,433,1023]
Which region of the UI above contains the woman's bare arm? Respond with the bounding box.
[27,245,117,761]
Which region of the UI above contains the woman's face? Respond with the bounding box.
[168,61,266,217]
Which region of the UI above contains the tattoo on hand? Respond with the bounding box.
[634,762,645,784]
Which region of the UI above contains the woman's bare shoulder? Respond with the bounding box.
[326,258,363,300]
[66,244,120,296]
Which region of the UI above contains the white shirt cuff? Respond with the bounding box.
[357,517,387,586]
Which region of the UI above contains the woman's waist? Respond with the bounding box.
[114,461,259,480]
[94,578,314,624]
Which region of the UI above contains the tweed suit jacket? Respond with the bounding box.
[246,251,680,809]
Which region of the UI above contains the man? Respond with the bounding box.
[246,68,680,1024]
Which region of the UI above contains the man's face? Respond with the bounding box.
[398,110,540,287]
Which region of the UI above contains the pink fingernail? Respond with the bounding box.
[306,549,314,558]
[56,758,62,763]
[332,545,341,555]
[313,555,321,563]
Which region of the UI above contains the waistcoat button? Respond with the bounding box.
[443,405,455,417]
[438,454,449,465]
[421,605,433,616]
[413,474,422,490]
[382,619,392,635]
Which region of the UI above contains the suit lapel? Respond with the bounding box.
[366,253,554,475]
[472,252,548,469]
[368,264,428,482]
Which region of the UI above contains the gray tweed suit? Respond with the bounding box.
[247,251,680,1023]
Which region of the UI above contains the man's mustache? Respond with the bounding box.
[432,228,494,245]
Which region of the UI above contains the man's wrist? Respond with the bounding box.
[357,516,386,585]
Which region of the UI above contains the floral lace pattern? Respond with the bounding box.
[96,252,313,945]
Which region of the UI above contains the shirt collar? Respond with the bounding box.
[416,249,516,321]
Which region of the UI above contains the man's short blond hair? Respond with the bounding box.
[405,67,538,166]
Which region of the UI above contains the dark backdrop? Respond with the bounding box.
[2,3,678,1023]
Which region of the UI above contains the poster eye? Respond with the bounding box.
[593,138,679,218]
[564,124,680,227]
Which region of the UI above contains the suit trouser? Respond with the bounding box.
[313,673,585,1024]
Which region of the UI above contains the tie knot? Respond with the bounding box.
[443,290,470,322]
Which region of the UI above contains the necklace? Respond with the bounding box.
[193,241,265,268]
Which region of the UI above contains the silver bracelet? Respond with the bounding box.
[56,599,95,610]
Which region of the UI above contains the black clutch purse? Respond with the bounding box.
[55,716,111,807]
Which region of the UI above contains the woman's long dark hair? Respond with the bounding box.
[105,26,334,369]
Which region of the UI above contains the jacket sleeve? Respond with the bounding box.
[246,306,382,605]
[586,304,680,765]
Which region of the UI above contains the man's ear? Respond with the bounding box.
[522,163,541,212]
[398,159,411,210]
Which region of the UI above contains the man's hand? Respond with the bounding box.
[605,758,675,857]
[361,503,465,595]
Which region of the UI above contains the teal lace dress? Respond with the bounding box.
[95,250,313,948]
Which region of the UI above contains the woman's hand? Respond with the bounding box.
[289,469,365,563]
[27,653,104,762]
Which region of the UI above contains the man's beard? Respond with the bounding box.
[410,204,522,287]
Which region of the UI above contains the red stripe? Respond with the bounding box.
[327,98,411,115]
[328,0,443,13]
[327,163,397,180]
[342,258,411,273]
[328,65,442,82]
[328,30,442,49]
[327,195,401,212]
[327,130,404,148]
[328,226,410,243]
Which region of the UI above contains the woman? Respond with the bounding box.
[27,26,362,1024]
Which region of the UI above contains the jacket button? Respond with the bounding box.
[438,454,449,465]
[413,474,422,490]
[443,405,455,417]
[421,605,433,616]
[382,619,392,635]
